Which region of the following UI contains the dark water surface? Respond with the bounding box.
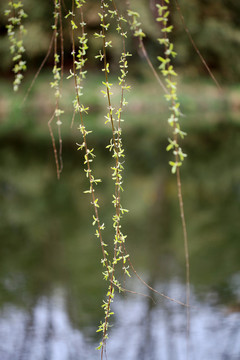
[0,115,240,359]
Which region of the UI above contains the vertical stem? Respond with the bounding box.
[176,166,190,339]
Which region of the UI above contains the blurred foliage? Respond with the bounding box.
[171,0,240,81]
[0,0,240,82]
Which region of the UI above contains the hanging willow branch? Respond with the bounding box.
[4,1,222,358]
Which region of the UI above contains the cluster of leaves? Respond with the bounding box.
[4,1,27,91]
[49,0,64,179]
[156,1,187,174]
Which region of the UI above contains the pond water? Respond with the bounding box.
[0,107,240,359]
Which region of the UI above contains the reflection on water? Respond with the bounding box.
[1,284,240,360]
[0,119,240,359]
